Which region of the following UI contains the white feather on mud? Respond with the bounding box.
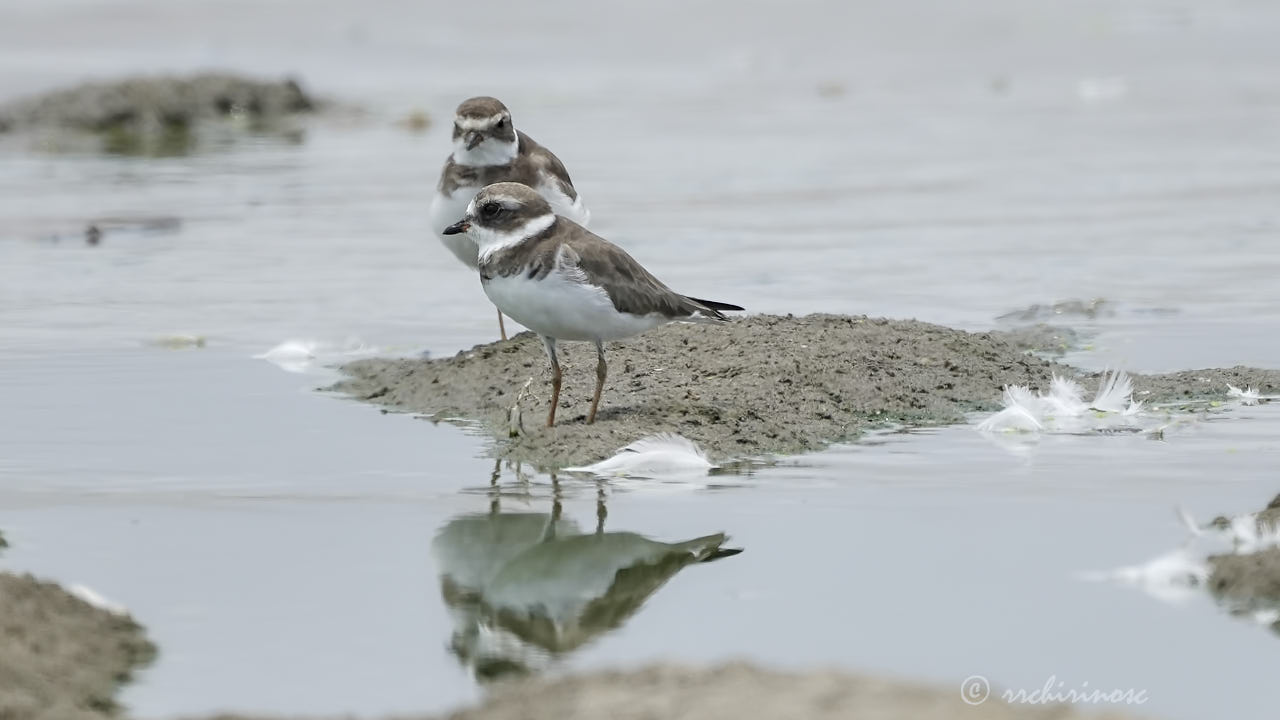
[563,433,716,478]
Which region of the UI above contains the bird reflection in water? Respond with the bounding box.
[431,461,742,681]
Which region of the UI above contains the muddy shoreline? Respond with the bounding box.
[334,313,1280,469]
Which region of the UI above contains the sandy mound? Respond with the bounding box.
[335,313,1280,468]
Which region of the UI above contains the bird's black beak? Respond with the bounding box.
[465,131,484,150]
[442,219,470,235]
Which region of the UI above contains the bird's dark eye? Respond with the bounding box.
[495,118,506,130]
[480,202,501,218]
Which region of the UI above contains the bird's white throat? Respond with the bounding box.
[452,135,519,167]
[472,213,557,262]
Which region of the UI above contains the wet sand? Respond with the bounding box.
[335,314,1280,468]
[0,571,155,720]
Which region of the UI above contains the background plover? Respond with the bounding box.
[429,96,590,340]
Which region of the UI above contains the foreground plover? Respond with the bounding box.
[444,182,742,426]
[429,96,590,340]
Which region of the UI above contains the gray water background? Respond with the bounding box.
[2,0,1279,717]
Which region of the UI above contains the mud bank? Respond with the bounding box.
[335,314,1280,468]
[1207,494,1280,620]
[0,572,155,720]
[0,73,316,154]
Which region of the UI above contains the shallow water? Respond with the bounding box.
[2,0,1279,718]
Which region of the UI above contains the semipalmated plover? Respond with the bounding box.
[429,96,590,340]
[443,182,742,426]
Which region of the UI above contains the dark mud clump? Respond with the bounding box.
[0,572,156,720]
[0,73,316,155]
[1207,493,1280,624]
[335,313,1280,468]
[1208,549,1280,615]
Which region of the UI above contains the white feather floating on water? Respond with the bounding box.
[257,339,318,363]
[976,385,1043,433]
[563,433,716,478]
[255,338,378,374]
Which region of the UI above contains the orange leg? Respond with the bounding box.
[542,336,561,427]
[587,340,607,424]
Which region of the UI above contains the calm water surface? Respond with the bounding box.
[1,1,1278,718]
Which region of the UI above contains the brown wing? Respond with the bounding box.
[437,155,468,195]
[517,131,579,202]
[557,221,731,320]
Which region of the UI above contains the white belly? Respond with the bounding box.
[429,189,480,268]
[483,271,666,342]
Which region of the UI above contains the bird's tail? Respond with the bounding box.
[684,296,745,322]
[671,533,745,562]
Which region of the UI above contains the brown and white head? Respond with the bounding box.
[451,96,519,167]
[442,182,555,260]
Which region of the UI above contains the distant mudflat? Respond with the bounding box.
[0,72,319,156]
[334,313,1280,468]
